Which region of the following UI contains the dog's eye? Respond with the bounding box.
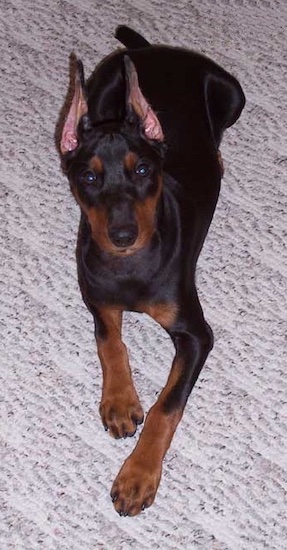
[78,170,97,185]
[135,163,150,177]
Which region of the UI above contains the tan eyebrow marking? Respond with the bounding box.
[89,155,104,173]
[124,152,138,171]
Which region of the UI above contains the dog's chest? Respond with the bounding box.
[82,246,178,311]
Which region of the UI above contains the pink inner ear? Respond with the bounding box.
[60,74,88,155]
[142,106,164,141]
[60,123,79,154]
[126,57,164,142]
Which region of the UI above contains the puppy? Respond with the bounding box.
[60,26,245,516]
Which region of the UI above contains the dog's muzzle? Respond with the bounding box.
[107,197,139,249]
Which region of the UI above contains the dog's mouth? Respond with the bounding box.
[114,246,139,256]
[95,230,153,257]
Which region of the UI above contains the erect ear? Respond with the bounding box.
[124,55,164,142]
[60,60,89,155]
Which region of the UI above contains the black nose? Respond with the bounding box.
[108,224,138,248]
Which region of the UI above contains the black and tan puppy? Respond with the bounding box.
[60,26,245,516]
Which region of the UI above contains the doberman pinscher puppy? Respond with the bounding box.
[60,26,245,516]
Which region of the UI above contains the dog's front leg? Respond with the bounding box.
[95,307,144,439]
[111,317,213,516]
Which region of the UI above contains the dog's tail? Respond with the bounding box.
[115,25,150,49]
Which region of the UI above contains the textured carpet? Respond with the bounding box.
[1,0,286,548]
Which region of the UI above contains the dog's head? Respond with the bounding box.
[60,56,165,256]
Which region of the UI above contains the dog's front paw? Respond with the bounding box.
[100,391,144,439]
[110,455,162,516]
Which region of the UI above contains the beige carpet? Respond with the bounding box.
[1,0,286,548]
